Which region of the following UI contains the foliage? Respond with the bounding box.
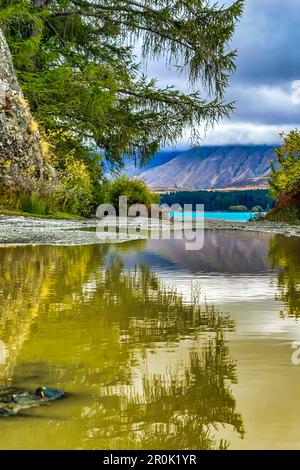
[0,207,84,219]
[269,130,300,200]
[251,205,263,212]
[1,0,243,171]
[266,130,300,224]
[0,186,57,214]
[104,175,159,209]
[18,191,53,214]
[56,156,94,215]
[160,189,274,211]
[265,198,300,225]
[228,204,247,212]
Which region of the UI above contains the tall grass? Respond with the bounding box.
[0,188,56,215]
[18,192,53,215]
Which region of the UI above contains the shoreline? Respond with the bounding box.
[0,214,299,246]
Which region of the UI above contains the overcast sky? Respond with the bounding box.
[142,0,300,146]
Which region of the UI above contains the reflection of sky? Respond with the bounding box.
[108,231,275,274]
[107,230,275,275]
[106,231,300,341]
[157,275,278,304]
[108,231,300,450]
[106,231,300,450]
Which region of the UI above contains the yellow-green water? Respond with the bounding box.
[0,231,300,449]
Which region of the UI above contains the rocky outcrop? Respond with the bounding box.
[0,29,53,188]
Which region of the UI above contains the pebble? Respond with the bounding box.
[0,215,299,246]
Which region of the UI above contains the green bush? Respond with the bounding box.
[0,186,56,216]
[269,130,300,200]
[266,204,300,225]
[251,205,263,212]
[0,153,99,217]
[228,205,248,212]
[18,192,53,215]
[265,130,300,224]
[104,176,159,209]
[56,157,94,216]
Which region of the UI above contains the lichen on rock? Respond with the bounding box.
[0,29,54,189]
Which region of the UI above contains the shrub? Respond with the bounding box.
[228,205,248,212]
[0,155,96,216]
[0,187,57,215]
[104,176,159,210]
[18,191,53,215]
[265,130,300,224]
[269,130,300,200]
[265,191,300,224]
[251,205,263,212]
[56,157,94,216]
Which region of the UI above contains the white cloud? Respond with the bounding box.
[227,83,300,124]
[133,1,300,147]
[181,122,300,146]
[291,81,300,105]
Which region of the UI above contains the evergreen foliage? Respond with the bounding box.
[160,189,274,212]
[1,0,243,167]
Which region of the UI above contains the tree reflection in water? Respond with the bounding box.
[269,235,300,318]
[95,338,245,450]
[0,243,244,449]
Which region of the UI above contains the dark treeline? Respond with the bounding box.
[160,190,275,212]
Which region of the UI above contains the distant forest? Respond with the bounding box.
[160,190,275,212]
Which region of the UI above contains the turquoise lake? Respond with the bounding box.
[171,211,263,222]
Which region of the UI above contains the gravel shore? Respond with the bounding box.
[0,214,299,246]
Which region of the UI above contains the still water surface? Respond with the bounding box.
[171,211,263,222]
[0,231,300,449]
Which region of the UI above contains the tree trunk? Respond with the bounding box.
[0,29,51,188]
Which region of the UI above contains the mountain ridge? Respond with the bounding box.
[138,145,277,190]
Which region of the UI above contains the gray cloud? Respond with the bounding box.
[139,0,300,144]
[227,83,300,125]
[183,122,300,146]
[233,0,300,86]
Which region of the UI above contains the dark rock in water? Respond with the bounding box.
[0,407,15,417]
[34,387,66,401]
[0,386,68,417]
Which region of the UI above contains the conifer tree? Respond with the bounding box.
[1,0,243,168]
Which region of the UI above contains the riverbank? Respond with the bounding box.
[0,214,300,246]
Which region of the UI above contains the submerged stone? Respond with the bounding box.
[0,386,68,417]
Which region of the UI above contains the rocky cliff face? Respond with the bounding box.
[140,145,277,190]
[0,29,52,188]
